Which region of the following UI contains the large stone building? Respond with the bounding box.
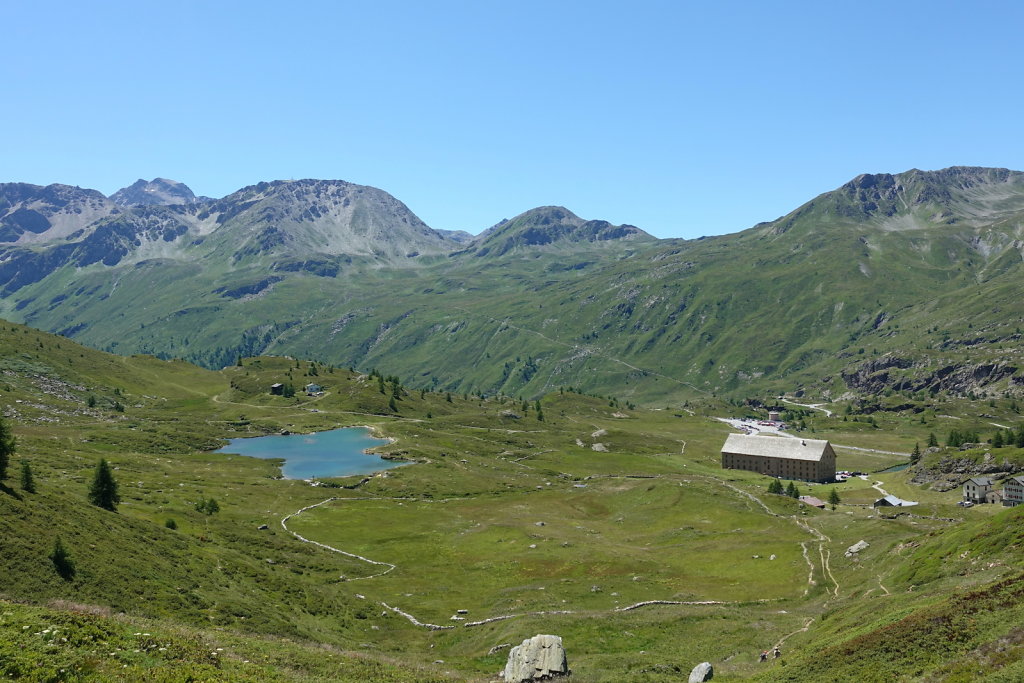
[1003,475,1024,507]
[721,433,836,483]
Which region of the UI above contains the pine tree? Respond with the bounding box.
[388,396,398,412]
[828,488,841,510]
[50,537,76,580]
[0,416,15,480]
[910,442,922,465]
[785,481,798,498]
[20,460,35,493]
[927,432,938,448]
[768,479,784,495]
[88,459,120,511]
[196,497,220,515]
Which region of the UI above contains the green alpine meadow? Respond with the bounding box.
[2,167,1024,680]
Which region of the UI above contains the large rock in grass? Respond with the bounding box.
[689,661,714,681]
[502,634,569,682]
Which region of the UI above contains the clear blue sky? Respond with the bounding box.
[2,1,1021,239]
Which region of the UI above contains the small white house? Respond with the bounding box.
[963,477,994,504]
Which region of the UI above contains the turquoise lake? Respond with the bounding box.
[214,427,407,479]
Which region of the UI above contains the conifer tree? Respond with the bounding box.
[910,442,922,464]
[785,481,798,498]
[196,497,220,515]
[20,460,35,493]
[828,488,841,510]
[0,416,15,480]
[927,432,939,448]
[768,479,784,495]
[88,459,120,511]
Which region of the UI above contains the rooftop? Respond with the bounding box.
[722,433,832,462]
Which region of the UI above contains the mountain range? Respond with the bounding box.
[2,167,1023,404]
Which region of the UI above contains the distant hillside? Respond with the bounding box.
[2,167,1024,404]
[465,206,654,257]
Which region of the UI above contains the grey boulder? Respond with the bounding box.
[502,634,569,682]
[689,661,714,682]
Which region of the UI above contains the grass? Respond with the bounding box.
[2,321,1024,680]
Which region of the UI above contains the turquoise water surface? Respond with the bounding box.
[214,427,406,479]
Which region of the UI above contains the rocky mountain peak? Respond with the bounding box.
[202,178,454,262]
[110,178,199,206]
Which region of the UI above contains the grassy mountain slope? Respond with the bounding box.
[4,167,1024,407]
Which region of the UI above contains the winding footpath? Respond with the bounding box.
[280,476,836,635]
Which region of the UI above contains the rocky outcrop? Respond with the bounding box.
[502,634,569,682]
[910,452,1023,490]
[842,354,1019,397]
[688,661,714,682]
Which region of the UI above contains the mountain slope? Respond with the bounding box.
[3,167,1024,403]
[0,183,115,243]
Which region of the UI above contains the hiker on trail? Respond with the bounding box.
[773,646,781,659]
[759,651,768,662]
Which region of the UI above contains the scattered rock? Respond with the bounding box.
[591,429,607,438]
[769,554,776,560]
[257,524,269,530]
[845,540,869,557]
[688,661,714,682]
[591,443,608,452]
[535,521,546,527]
[502,634,570,683]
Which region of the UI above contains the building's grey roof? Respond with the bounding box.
[722,433,832,462]
[875,495,918,507]
[799,495,827,507]
[1009,475,1024,485]
[967,477,994,486]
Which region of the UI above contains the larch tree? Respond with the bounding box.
[88,458,120,511]
[0,416,15,481]
[20,460,35,493]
